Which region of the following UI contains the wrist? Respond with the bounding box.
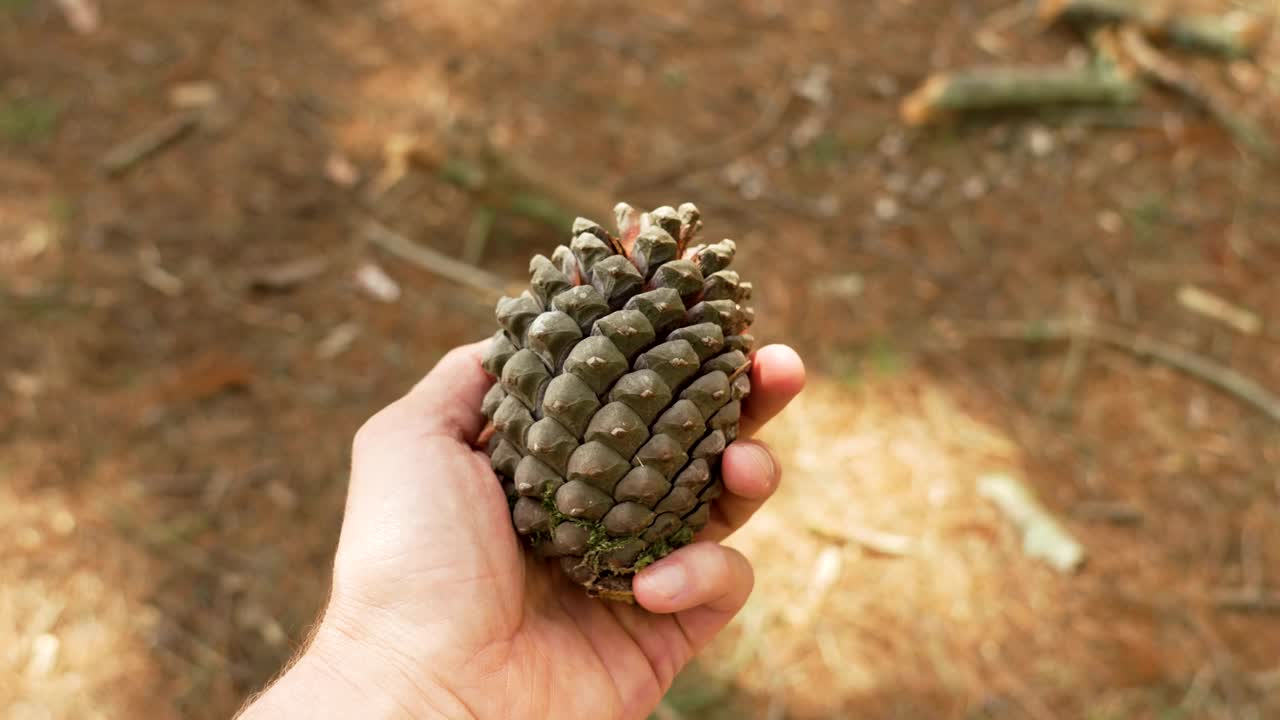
[238,602,476,720]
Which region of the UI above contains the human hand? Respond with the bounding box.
[239,340,805,720]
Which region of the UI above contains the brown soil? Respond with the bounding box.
[3,1,1279,718]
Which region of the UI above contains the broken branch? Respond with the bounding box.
[1215,590,1280,614]
[101,110,201,177]
[807,523,916,557]
[961,319,1280,425]
[362,219,510,297]
[403,134,613,230]
[979,472,1087,573]
[901,63,1140,125]
[1040,0,1271,59]
[1118,25,1272,153]
[1071,500,1144,525]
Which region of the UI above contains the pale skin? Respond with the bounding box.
[238,340,806,720]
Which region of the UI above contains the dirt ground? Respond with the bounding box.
[3,1,1280,718]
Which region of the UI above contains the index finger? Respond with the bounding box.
[740,344,806,437]
[401,339,494,443]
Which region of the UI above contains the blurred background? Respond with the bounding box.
[3,0,1280,718]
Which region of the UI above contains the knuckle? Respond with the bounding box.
[352,402,406,453]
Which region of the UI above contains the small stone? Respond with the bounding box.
[354,263,401,303]
[869,73,899,98]
[1027,126,1055,157]
[1111,142,1137,165]
[874,196,900,222]
[50,510,76,536]
[1097,210,1124,235]
[877,132,906,158]
[915,168,945,198]
[962,176,988,200]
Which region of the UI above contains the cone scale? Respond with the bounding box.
[481,202,754,603]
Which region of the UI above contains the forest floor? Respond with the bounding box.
[3,1,1280,718]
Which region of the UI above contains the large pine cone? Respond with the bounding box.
[480,202,754,603]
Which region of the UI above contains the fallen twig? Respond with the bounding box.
[1050,327,1090,417]
[462,206,497,266]
[621,81,795,190]
[362,218,510,297]
[1118,25,1272,153]
[1176,664,1215,716]
[975,2,1036,56]
[1071,500,1144,525]
[901,63,1141,125]
[398,133,612,229]
[807,523,916,557]
[1040,0,1272,59]
[247,256,329,293]
[979,472,1087,573]
[101,110,201,177]
[1215,589,1280,613]
[1176,285,1262,336]
[960,319,1280,425]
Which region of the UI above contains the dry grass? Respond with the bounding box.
[690,372,1280,718]
[0,466,170,720]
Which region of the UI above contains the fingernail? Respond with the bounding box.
[640,563,686,601]
[743,441,775,479]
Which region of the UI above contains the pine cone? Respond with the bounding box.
[480,202,755,603]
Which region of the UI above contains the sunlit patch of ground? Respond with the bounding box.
[688,373,1279,719]
[0,454,173,720]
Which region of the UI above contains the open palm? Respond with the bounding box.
[253,341,804,720]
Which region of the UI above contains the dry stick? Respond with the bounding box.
[807,523,916,556]
[1071,500,1144,525]
[362,219,509,297]
[101,110,201,176]
[406,134,615,229]
[1215,590,1280,613]
[1118,24,1273,154]
[1183,611,1252,711]
[1216,515,1280,615]
[966,320,1280,425]
[1039,0,1272,59]
[900,63,1142,125]
[1050,329,1090,417]
[461,206,496,266]
[620,82,795,191]
[1177,663,1216,717]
